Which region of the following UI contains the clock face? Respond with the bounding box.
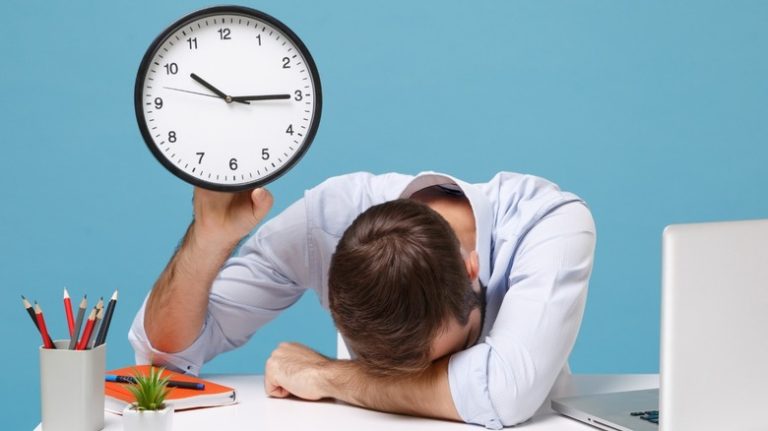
[135,6,321,191]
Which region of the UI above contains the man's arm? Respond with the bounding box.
[264,342,461,421]
[143,187,273,353]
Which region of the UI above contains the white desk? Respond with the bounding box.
[35,374,658,430]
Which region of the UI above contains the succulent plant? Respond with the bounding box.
[126,366,171,411]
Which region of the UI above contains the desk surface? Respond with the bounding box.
[35,373,659,430]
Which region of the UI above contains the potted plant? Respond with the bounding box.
[122,366,174,431]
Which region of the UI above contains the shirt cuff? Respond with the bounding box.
[448,343,503,430]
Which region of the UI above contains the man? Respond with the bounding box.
[129,171,596,428]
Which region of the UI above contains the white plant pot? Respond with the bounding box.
[122,405,174,431]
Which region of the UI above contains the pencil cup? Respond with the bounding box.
[40,340,106,431]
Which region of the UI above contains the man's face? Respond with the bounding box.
[429,280,485,361]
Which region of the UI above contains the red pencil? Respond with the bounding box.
[64,288,75,338]
[76,308,97,350]
[34,303,55,349]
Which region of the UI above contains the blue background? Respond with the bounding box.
[2,1,767,428]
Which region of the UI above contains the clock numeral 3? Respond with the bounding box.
[164,63,178,75]
[218,28,231,40]
[282,57,291,69]
[168,131,177,143]
[229,158,238,170]
[294,90,303,101]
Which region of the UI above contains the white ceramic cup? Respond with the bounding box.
[40,340,106,431]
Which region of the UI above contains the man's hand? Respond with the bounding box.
[192,187,274,246]
[265,342,331,400]
[263,342,461,422]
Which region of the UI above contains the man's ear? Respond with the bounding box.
[464,250,480,281]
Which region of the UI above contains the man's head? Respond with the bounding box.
[328,197,483,376]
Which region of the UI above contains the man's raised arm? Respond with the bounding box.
[143,187,273,353]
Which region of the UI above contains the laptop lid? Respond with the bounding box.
[660,219,768,431]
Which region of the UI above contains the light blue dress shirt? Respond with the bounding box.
[129,171,596,428]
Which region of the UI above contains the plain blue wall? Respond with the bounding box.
[2,1,767,428]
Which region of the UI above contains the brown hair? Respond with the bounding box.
[328,198,477,376]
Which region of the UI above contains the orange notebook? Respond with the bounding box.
[105,365,237,414]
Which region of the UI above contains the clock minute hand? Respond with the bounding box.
[231,94,292,102]
[189,73,248,105]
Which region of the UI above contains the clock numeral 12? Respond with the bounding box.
[218,28,231,40]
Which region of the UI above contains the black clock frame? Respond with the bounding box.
[134,5,322,192]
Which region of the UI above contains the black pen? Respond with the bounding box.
[105,375,205,390]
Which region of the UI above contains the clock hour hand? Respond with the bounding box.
[231,94,292,102]
[189,73,248,105]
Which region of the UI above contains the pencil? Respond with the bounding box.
[68,295,87,350]
[34,303,55,349]
[76,308,97,350]
[22,295,54,347]
[88,307,104,349]
[64,288,75,338]
[95,290,118,347]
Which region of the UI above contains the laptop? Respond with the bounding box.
[552,219,768,431]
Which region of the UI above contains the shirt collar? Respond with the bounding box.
[398,172,493,285]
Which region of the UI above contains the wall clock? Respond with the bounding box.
[135,6,322,191]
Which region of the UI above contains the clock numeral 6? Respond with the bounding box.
[196,152,205,164]
[218,28,231,40]
[164,63,178,75]
[294,90,303,101]
[261,148,270,160]
[154,97,163,110]
[168,131,177,143]
[229,158,238,170]
[282,57,291,69]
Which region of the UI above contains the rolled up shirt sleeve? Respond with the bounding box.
[448,202,596,428]
[128,199,311,375]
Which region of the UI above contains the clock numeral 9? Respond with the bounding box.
[154,97,163,110]
[282,57,291,69]
[164,63,178,75]
[196,152,205,164]
[218,28,231,40]
[229,158,238,170]
[168,131,177,143]
[262,148,270,160]
[294,90,303,101]
[187,37,198,50]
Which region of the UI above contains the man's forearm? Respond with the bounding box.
[144,222,238,353]
[321,358,461,421]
